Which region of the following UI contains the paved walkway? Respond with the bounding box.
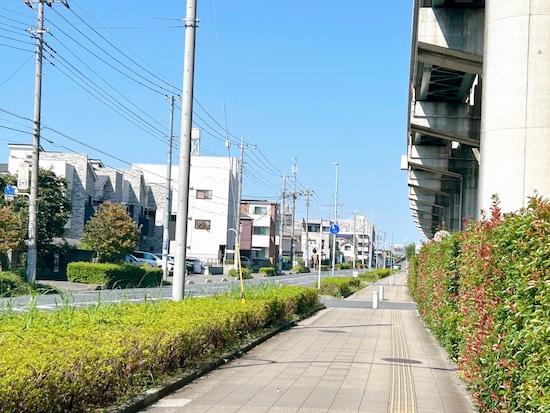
[136,272,476,413]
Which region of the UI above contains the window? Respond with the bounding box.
[196,189,212,200]
[253,226,269,235]
[254,206,268,215]
[195,219,211,230]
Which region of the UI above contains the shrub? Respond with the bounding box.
[0,285,321,412]
[0,271,25,296]
[412,197,550,412]
[291,264,310,273]
[319,269,389,298]
[319,277,360,297]
[258,267,277,276]
[227,267,253,279]
[336,261,353,270]
[67,262,162,288]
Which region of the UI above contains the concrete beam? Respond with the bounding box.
[409,183,450,197]
[411,123,480,147]
[418,42,482,75]
[409,161,462,179]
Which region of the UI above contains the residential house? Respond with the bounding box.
[7,144,150,244]
[240,199,278,265]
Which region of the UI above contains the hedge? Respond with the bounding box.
[319,268,390,298]
[67,262,163,288]
[409,196,550,412]
[0,285,321,412]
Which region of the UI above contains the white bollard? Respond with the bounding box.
[379,285,384,301]
[373,291,379,309]
[389,276,394,286]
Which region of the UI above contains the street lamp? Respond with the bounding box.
[331,162,339,276]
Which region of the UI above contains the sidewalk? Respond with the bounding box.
[135,272,476,413]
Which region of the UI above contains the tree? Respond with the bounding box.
[0,205,24,251]
[9,169,72,251]
[82,201,139,263]
[36,169,72,251]
[1,169,71,271]
[0,205,24,270]
[405,243,417,259]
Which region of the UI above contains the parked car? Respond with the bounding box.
[252,258,272,272]
[132,251,162,267]
[186,257,204,274]
[166,255,175,274]
[239,256,252,269]
[125,254,141,264]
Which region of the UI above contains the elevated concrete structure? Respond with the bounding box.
[407,0,550,239]
[479,2,550,213]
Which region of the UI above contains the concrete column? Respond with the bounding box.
[479,1,550,213]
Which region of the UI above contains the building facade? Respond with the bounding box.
[240,200,278,265]
[133,156,239,265]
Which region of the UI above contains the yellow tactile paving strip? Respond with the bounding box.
[388,310,417,413]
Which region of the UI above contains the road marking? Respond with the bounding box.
[152,398,192,407]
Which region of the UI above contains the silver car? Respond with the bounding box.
[186,257,204,274]
[132,251,162,267]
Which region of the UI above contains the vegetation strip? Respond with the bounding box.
[0,285,320,413]
[408,197,550,412]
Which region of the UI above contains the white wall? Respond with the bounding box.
[133,156,238,263]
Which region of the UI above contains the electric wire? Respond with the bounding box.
[40,39,170,142]
[51,7,174,96]
[0,4,291,218]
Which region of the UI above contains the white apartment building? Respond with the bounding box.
[133,156,239,265]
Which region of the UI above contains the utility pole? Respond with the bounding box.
[368,212,374,269]
[278,172,286,274]
[162,92,177,280]
[331,162,339,276]
[173,0,198,301]
[25,0,69,284]
[353,211,357,269]
[290,158,297,266]
[235,137,245,267]
[231,138,255,268]
[303,187,313,268]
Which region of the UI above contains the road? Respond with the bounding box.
[0,269,359,313]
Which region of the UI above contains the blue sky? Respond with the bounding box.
[0,1,421,246]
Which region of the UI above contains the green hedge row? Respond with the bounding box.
[0,285,320,413]
[67,262,163,288]
[409,197,550,412]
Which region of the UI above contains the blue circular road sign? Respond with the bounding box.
[3,185,15,196]
[329,224,340,235]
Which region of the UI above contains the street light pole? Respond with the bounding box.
[331,162,339,276]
